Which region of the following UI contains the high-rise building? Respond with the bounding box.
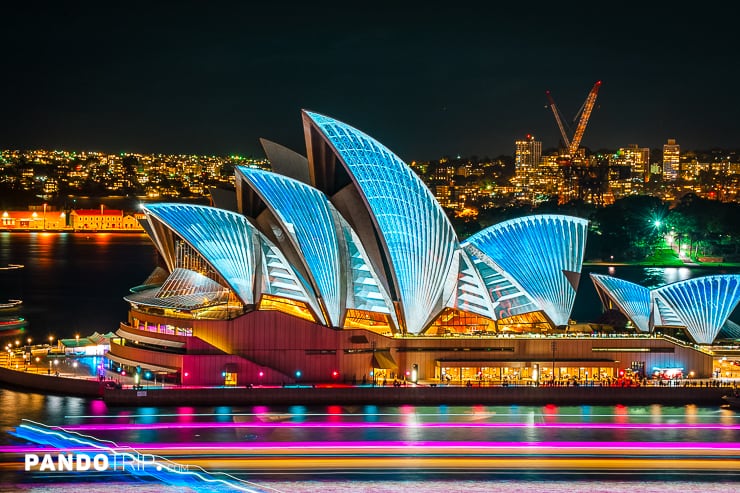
[663,139,680,181]
[513,135,542,199]
[515,134,542,168]
[616,144,651,182]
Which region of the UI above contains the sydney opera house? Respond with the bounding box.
[105,110,739,386]
[590,273,740,345]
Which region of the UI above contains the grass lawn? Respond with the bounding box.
[585,247,740,268]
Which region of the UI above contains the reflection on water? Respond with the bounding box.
[1,387,739,491]
[643,266,694,286]
[0,232,157,337]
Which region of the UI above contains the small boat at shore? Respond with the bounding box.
[722,393,740,410]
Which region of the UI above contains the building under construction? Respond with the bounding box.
[545,81,603,204]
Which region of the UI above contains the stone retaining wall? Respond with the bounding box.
[0,365,102,397]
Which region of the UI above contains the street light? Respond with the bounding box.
[72,361,78,376]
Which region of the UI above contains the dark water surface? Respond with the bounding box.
[0,386,739,492]
[0,232,157,338]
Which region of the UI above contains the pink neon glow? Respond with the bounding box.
[58,421,740,431]
[4,440,740,454]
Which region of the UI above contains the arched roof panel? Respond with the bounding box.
[463,215,588,326]
[143,203,258,305]
[652,275,740,344]
[236,166,342,326]
[590,273,651,333]
[303,110,458,334]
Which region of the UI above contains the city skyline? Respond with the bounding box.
[1,4,739,160]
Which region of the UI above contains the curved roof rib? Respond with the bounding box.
[236,166,343,327]
[652,275,740,344]
[590,273,651,333]
[303,110,458,334]
[143,203,258,305]
[463,215,589,327]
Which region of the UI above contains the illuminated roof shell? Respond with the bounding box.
[590,273,651,333]
[142,203,317,316]
[652,275,740,344]
[590,273,740,344]
[124,268,231,310]
[304,111,459,334]
[236,166,343,326]
[134,114,601,335]
[462,215,589,326]
[143,203,259,305]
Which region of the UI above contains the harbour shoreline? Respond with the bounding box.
[0,364,733,407]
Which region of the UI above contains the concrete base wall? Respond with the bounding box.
[0,366,102,397]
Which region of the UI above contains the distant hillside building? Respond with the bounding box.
[70,207,144,231]
[663,139,680,181]
[513,134,542,199]
[1,207,67,230]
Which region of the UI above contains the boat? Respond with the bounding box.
[0,264,24,311]
[722,392,740,410]
[0,299,22,310]
[0,316,28,332]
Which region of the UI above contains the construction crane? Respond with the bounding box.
[545,80,602,157]
[545,90,571,152]
[568,80,601,156]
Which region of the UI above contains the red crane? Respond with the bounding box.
[545,80,602,157]
[568,80,601,156]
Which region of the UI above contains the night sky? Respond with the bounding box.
[1,3,738,161]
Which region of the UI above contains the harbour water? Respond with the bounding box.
[1,232,740,491]
[1,386,739,492]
